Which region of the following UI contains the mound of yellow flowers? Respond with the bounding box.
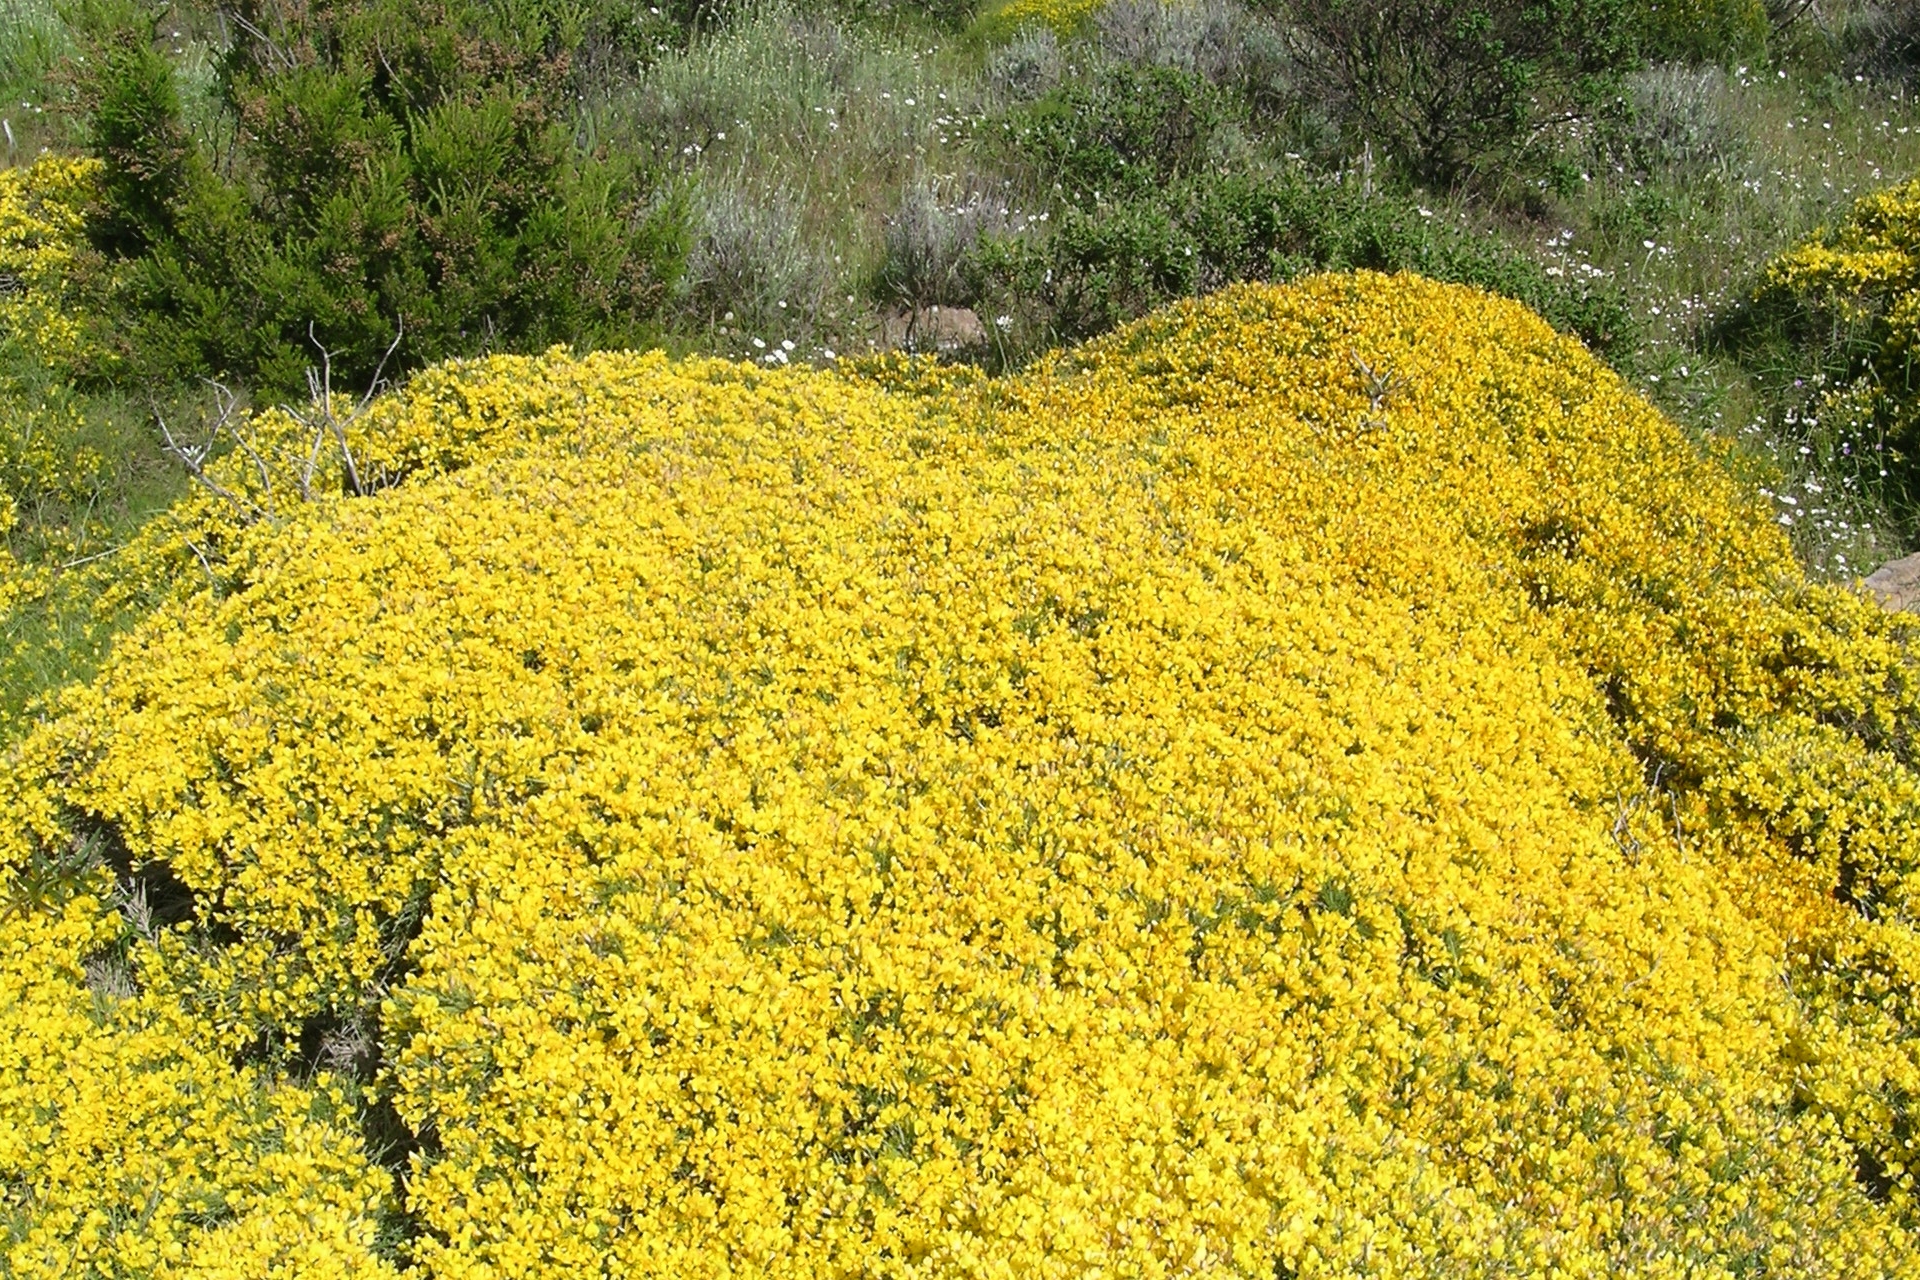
[5,272,1920,1277]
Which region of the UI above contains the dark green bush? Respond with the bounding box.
[1255,0,1640,189]
[1631,0,1770,64]
[73,0,687,396]
[988,62,1234,202]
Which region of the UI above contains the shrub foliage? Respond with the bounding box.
[1749,173,1920,518]
[71,0,686,396]
[1257,0,1640,188]
[970,66,1635,361]
[3,273,1919,1274]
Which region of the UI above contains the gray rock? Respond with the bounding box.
[1865,552,1920,611]
[877,306,987,354]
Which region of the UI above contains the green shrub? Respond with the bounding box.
[1631,0,1770,63]
[1255,0,1640,189]
[1835,0,1920,83]
[1612,63,1749,178]
[990,62,1233,201]
[71,0,688,396]
[970,75,1638,363]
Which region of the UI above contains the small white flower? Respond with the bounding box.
[995,315,1012,329]
[751,337,766,350]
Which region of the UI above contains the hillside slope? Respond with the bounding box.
[3,272,1918,1277]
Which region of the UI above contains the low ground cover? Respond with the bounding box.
[3,272,1918,1275]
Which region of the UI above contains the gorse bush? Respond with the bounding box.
[71,0,686,396]
[0,156,131,549]
[4,273,1920,1274]
[978,0,1109,38]
[1745,174,1920,521]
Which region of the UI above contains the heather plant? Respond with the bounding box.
[67,0,687,396]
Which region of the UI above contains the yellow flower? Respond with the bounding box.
[4,272,1918,1276]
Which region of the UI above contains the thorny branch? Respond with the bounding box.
[1351,349,1408,431]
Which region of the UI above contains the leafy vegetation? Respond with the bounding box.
[73,0,687,395]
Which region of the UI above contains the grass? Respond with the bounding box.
[0,0,66,155]
[0,382,191,736]
[594,3,1008,361]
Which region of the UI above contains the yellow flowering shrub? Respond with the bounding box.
[979,0,1110,38]
[0,155,107,375]
[1757,173,1920,474]
[0,885,400,1278]
[6,271,1920,1275]
[0,156,119,563]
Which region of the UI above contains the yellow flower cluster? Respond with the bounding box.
[979,0,1112,38]
[0,155,106,375]
[0,880,400,1278]
[6,272,1920,1276]
[1758,172,1920,461]
[0,156,114,568]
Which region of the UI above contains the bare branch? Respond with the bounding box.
[357,317,405,417]
[156,393,271,523]
[286,320,398,501]
[182,537,220,595]
[57,543,126,571]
